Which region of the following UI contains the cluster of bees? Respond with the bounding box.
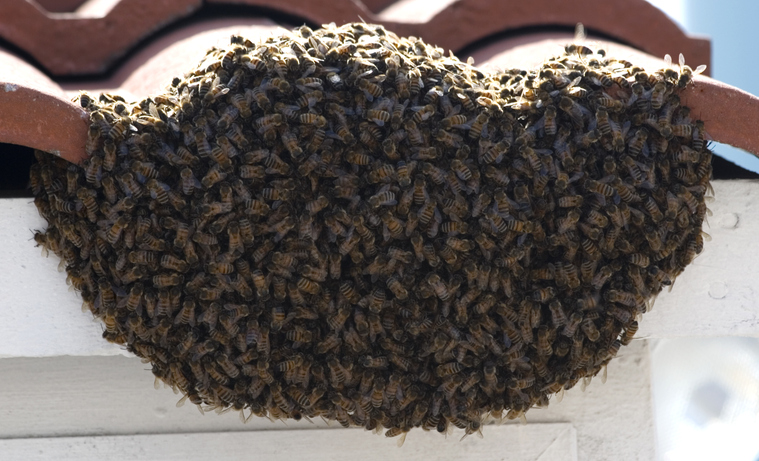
[31,22,710,437]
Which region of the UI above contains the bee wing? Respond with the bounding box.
[148,102,160,119]
[622,120,632,137]
[369,74,387,83]
[573,23,586,43]
[607,61,627,70]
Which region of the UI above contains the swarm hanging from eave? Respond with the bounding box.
[31,22,710,437]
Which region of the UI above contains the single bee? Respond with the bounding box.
[560,312,582,338]
[584,179,615,197]
[595,107,611,136]
[559,96,587,123]
[404,120,425,146]
[357,79,383,99]
[368,190,397,208]
[120,282,144,313]
[605,289,640,307]
[104,215,130,245]
[450,159,473,181]
[628,253,651,267]
[621,321,640,345]
[440,114,468,130]
[650,81,667,110]
[365,109,390,126]
[465,112,489,140]
[153,273,183,288]
[247,87,271,111]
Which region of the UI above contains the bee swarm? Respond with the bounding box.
[31,23,710,436]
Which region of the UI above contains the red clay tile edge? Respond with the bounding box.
[3,23,755,167]
[381,0,710,76]
[10,2,753,167]
[1,0,707,77]
[0,0,202,75]
[0,47,88,162]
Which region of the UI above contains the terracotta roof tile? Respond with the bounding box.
[15,0,759,166]
[0,0,202,75]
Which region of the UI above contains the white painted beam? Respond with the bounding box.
[637,180,759,338]
[0,198,124,358]
[1,180,756,359]
[0,340,652,460]
[0,424,577,461]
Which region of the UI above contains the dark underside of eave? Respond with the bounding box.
[1,143,756,198]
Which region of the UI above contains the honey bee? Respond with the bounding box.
[559,96,588,124]
[275,355,304,374]
[376,137,399,161]
[584,179,615,197]
[120,282,144,312]
[605,289,639,307]
[556,210,580,234]
[595,107,611,136]
[426,274,452,301]
[245,86,270,111]
[277,129,302,159]
[386,276,409,300]
[171,298,195,326]
[357,79,382,100]
[462,113,489,141]
[301,261,329,282]
[327,356,350,386]
[345,149,373,165]
[557,195,583,208]
[366,109,391,126]
[404,120,425,146]
[562,312,582,337]
[241,318,266,356]
[435,129,463,148]
[381,211,405,239]
[105,215,130,245]
[368,190,397,208]
[628,253,650,267]
[103,308,119,334]
[448,162,475,189]
[620,320,639,345]
[304,126,327,153]
[302,194,328,215]
[153,273,183,288]
[171,237,195,265]
[580,318,600,342]
[649,82,667,110]
[364,287,385,314]
[107,116,131,141]
[438,221,467,236]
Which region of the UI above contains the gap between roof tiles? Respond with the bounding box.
[32,0,88,13]
[59,18,283,99]
[32,0,137,17]
[67,0,123,17]
[375,0,459,23]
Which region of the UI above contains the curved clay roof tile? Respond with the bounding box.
[6,1,759,165]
